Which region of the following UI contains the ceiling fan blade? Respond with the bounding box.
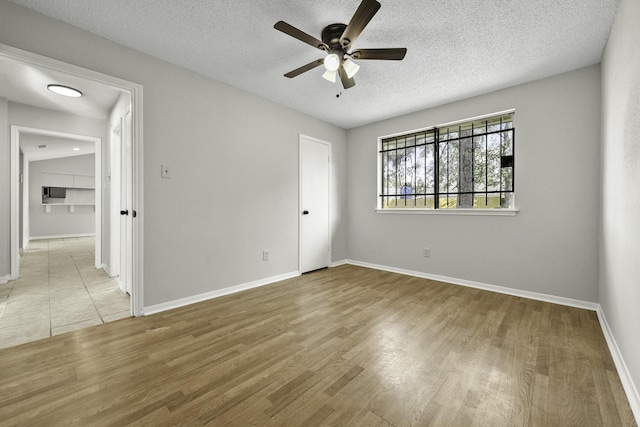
[351,48,407,60]
[338,66,356,89]
[340,0,381,48]
[284,58,325,78]
[275,21,327,51]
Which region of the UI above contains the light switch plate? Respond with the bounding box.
[161,164,171,178]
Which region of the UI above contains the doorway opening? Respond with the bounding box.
[14,126,102,263]
[2,43,144,319]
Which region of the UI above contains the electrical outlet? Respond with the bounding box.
[263,250,269,261]
[161,164,172,178]
[423,248,431,258]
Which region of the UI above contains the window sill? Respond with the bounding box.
[375,208,518,216]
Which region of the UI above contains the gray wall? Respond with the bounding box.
[347,65,601,302]
[0,1,348,306]
[600,0,640,408]
[29,154,95,238]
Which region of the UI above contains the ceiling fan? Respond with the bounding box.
[274,0,407,90]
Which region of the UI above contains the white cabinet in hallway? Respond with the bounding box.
[42,172,94,189]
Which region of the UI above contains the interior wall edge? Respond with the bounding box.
[597,306,640,423]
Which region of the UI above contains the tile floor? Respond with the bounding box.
[0,237,130,349]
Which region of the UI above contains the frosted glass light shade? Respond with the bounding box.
[47,84,82,98]
[322,69,337,83]
[323,54,340,72]
[343,58,360,78]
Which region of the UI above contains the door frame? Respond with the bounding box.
[2,42,145,316]
[119,110,133,295]
[298,134,332,273]
[110,121,122,282]
[12,126,102,266]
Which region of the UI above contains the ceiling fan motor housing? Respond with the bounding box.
[322,23,349,52]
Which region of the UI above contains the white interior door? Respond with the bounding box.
[299,135,330,273]
[119,111,133,295]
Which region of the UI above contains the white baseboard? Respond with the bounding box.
[596,307,640,422]
[143,271,301,316]
[141,258,638,423]
[346,259,599,310]
[346,259,638,422]
[0,274,10,285]
[30,233,95,240]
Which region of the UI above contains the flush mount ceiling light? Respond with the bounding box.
[73,147,80,151]
[47,84,83,98]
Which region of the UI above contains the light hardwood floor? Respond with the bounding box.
[0,265,635,426]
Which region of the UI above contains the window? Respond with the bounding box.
[378,112,515,211]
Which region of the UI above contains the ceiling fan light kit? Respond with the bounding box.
[343,58,360,78]
[274,0,407,92]
[322,69,338,83]
[324,53,340,72]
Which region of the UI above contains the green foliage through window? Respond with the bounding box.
[379,112,515,209]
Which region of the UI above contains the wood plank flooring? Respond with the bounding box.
[0,265,636,426]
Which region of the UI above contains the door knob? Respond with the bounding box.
[120,210,129,216]
[302,210,309,215]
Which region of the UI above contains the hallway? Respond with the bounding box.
[0,237,130,349]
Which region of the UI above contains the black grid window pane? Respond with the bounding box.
[380,130,437,208]
[380,113,514,210]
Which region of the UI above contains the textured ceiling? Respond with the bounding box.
[8,0,619,129]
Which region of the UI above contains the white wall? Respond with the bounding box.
[29,154,95,238]
[600,0,640,413]
[0,1,348,307]
[347,65,601,302]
